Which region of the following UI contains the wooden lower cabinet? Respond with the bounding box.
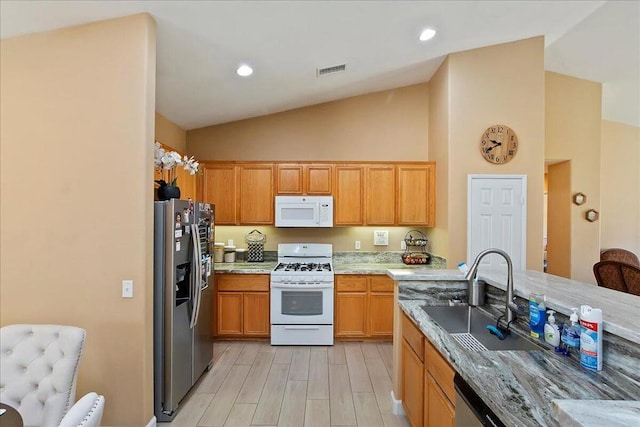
[243,292,270,336]
[335,275,394,339]
[335,292,367,337]
[426,373,455,427]
[215,274,270,338]
[217,292,243,335]
[401,311,456,427]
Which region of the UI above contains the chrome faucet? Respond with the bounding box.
[465,248,519,324]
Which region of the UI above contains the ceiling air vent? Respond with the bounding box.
[317,64,347,77]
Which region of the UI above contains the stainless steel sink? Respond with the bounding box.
[422,305,544,352]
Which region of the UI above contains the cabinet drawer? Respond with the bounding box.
[335,275,367,292]
[425,338,456,404]
[402,312,424,362]
[369,276,393,292]
[217,274,269,292]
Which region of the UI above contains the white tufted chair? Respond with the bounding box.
[0,324,105,427]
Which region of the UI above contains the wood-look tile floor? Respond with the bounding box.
[166,341,410,427]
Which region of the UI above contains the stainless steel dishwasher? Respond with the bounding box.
[454,373,505,427]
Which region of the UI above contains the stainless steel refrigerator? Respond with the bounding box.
[154,199,214,422]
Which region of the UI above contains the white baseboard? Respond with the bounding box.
[145,415,157,427]
[390,390,406,416]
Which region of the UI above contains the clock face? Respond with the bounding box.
[480,125,518,164]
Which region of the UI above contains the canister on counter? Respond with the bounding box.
[224,245,236,263]
[235,248,247,262]
[213,242,225,263]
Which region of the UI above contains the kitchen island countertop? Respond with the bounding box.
[392,268,640,427]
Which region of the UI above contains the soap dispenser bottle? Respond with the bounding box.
[544,310,561,347]
[560,308,581,356]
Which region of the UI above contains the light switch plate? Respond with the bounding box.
[374,230,389,246]
[122,280,133,298]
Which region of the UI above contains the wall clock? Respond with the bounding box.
[480,125,518,164]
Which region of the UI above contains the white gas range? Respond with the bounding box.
[270,243,334,345]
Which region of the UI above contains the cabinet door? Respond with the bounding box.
[277,164,304,194]
[369,292,394,337]
[335,292,367,337]
[217,292,243,336]
[306,165,332,194]
[397,164,436,226]
[365,165,395,225]
[402,339,424,427]
[239,164,274,224]
[243,292,270,336]
[426,374,455,427]
[175,163,197,201]
[203,165,237,224]
[334,166,364,225]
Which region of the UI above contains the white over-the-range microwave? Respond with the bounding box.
[275,196,333,227]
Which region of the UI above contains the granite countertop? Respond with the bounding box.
[213,261,443,274]
[389,267,640,345]
[399,300,640,427]
[553,400,640,427]
[214,262,276,274]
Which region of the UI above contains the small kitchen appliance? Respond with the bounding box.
[270,243,334,345]
[275,196,333,228]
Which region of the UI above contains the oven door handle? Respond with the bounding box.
[270,283,333,289]
[283,325,322,330]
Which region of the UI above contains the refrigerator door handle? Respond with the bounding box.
[189,224,199,329]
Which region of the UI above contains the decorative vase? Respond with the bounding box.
[156,180,181,201]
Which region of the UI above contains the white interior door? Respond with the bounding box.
[467,175,527,270]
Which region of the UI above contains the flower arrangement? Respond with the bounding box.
[154,141,199,187]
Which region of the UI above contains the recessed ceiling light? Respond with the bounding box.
[419,28,436,42]
[236,64,253,77]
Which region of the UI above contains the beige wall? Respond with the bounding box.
[215,226,429,253]
[442,37,546,269]
[0,14,156,426]
[545,72,602,283]
[600,120,640,255]
[187,83,429,161]
[428,57,450,260]
[547,161,572,277]
[155,111,187,152]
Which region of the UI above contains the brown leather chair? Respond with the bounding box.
[593,260,640,296]
[621,263,640,296]
[600,248,640,268]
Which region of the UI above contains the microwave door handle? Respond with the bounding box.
[316,202,320,225]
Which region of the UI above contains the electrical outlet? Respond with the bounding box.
[401,240,407,250]
[122,280,133,298]
[355,240,361,250]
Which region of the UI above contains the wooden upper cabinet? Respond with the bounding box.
[175,165,197,201]
[397,163,436,226]
[202,164,237,224]
[306,165,332,194]
[239,164,274,224]
[276,163,332,195]
[334,166,364,225]
[276,164,304,194]
[365,165,395,225]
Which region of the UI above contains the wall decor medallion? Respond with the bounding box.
[573,192,586,205]
[480,125,519,164]
[585,209,599,222]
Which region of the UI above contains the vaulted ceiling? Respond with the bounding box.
[1,1,638,129]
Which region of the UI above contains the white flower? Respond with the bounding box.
[183,155,199,175]
[154,141,200,185]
